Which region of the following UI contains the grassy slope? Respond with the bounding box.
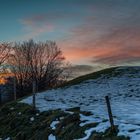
[60,66,119,88]
[61,66,140,88]
[0,102,129,140]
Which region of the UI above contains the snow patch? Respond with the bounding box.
[30,117,34,121]
[22,68,140,140]
[48,134,56,140]
[50,120,59,130]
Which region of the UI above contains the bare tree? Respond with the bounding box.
[8,40,70,96]
[0,43,11,68]
[0,43,11,104]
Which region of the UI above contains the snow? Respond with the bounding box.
[36,113,39,116]
[50,120,59,130]
[48,134,56,140]
[30,117,34,121]
[22,67,140,140]
[10,107,14,110]
[75,128,96,140]
[18,112,21,115]
[4,137,10,140]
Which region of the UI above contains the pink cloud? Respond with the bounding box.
[58,2,140,66]
[58,24,140,66]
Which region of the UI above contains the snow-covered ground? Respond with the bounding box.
[22,67,140,140]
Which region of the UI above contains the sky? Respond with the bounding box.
[0,0,140,75]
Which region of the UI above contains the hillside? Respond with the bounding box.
[0,66,140,140]
[62,66,140,87]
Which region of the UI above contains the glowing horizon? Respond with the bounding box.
[0,0,140,74]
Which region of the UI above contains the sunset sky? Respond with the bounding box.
[0,0,140,74]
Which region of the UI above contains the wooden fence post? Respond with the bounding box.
[105,96,116,132]
[32,81,36,110]
[13,76,17,101]
[0,86,1,105]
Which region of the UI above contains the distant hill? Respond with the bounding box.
[62,66,140,87]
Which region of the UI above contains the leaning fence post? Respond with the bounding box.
[105,96,116,132]
[0,86,1,105]
[32,81,36,110]
[13,76,17,101]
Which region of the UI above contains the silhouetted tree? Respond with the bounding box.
[8,40,70,96]
[0,43,11,70]
[0,43,11,103]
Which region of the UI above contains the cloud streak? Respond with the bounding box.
[19,16,54,40]
[60,26,140,66]
[18,11,82,40]
[11,0,140,67]
[58,0,140,66]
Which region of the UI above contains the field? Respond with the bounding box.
[22,66,140,140]
[0,66,140,140]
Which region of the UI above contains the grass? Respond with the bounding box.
[0,103,130,140]
[59,66,140,88]
[89,127,130,140]
[59,67,117,88]
[0,66,138,139]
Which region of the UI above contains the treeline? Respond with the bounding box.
[0,40,70,98]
